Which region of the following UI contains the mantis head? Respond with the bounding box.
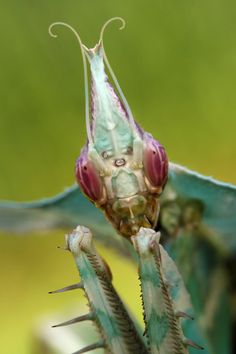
[49,18,168,237]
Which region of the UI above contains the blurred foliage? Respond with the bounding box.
[0,0,235,353]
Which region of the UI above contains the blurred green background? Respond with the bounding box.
[0,0,235,353]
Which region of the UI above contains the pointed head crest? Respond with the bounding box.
[49,17,138,146]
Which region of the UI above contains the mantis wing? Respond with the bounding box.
[0,184,131,255]
[0,184,102,233]
[166,163,236,256]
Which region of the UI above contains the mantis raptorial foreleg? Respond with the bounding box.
[50,226,203,354]
[51,225,148,354]
[132,228,203,354]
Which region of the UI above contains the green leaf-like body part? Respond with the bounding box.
[167,163,236,255]
[66,225,148,354]
[133,228,207,354]
[0,184,132,255]
[0,185,102,232]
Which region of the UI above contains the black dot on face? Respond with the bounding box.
[127,146,133,154]
[83,166,87,171]
[152,151,156,155]
[102,151,108,159]
[114,158,126,167]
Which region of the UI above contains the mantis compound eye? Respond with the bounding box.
[75,146,104,203]
[143,133,168,189]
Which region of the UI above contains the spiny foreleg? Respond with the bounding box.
[132,227,203,354]
[50,225,148,354]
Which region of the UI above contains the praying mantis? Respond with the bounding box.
[0,17,235,354]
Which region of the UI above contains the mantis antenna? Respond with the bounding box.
[48,22,93,144]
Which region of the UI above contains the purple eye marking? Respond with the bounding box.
[75,146,104,203]
[143,133,168,189]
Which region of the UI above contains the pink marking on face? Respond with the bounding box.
[75,145,103,202]
[143,133,168,188]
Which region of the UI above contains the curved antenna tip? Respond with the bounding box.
[99,17,126,45]
[48,20,93,143]
[48,22,61,38]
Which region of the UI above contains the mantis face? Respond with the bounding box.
[72,18,168,237]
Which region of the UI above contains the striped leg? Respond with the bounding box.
[132,227,203,354]
[51,225,148,354]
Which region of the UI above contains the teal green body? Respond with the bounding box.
[133,228,206,354]
[65,225,148,354]
[86,46,134,156]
